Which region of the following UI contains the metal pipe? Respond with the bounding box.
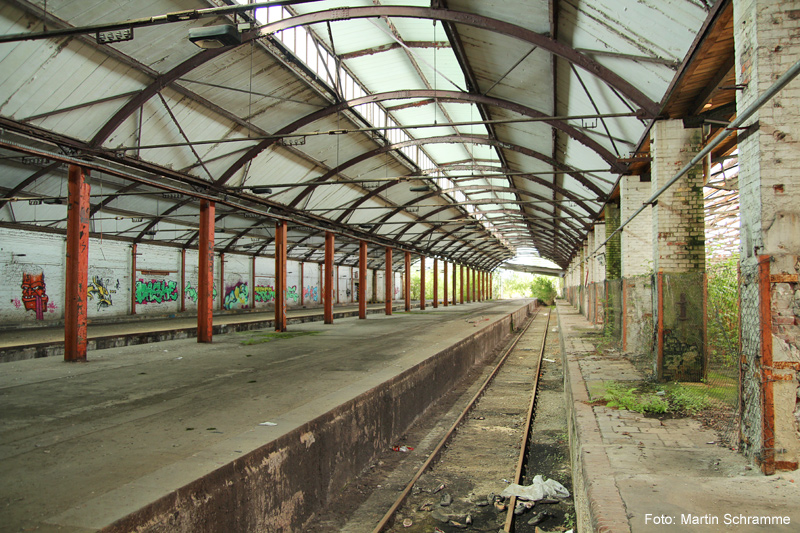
[576,57,800,271]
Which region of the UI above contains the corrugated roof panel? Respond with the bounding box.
[448,0,550,34]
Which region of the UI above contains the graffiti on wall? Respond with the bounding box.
[223,282,249,310]
[287,285,299,303]
[135,279,178,304]
[21,272,51,320]
[254,285,275,303]
[184,282,218,303]
[87,276,117,310]
[303,285,319,302]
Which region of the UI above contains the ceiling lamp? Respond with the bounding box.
[188,25,241,49]
[250,187,273,195]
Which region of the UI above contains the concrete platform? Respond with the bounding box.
[558,301,800,532]
[0,299,535,532]
[0,302,409,363]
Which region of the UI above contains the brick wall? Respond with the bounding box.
[735,0,800,470]
[650,120,706,274]
[620,175,654,278]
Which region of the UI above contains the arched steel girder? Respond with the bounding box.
[311,135,605,221]
[254,7,660,118]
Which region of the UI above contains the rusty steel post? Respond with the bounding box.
[460,265,464,304]
[359,240,367,319]
[64,165,90,362]
[404,251,411,311]
[420,256,426,310]
[443,261,448,307]
[180,248,187,312]
[130,244,137,315]
[275,221,287,332]
[219,252,225,311]
[433,258,439,308]
[324,231,334,324]
[385,247,393,315]
[452,262,457,305]
[198,200,215,343]
[466,267,472,303]
[250,255,256,310]
[299,262,304,307]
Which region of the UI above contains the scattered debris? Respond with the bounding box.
[433,483,446,493]
[392,445,414,452]
[440,492,452,507]
[258,422,277,426]
[402,518,412,528]
[500,475,570,501]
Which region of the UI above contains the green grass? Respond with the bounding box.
[240,330,320,345]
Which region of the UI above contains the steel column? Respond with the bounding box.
[180,249,186,312]
[443,261,448,307]
[432,258,438,308]
[404,251,411,311]
[453,262,457,305]
[275,220,287,332]
[130,244,137,315]
[460,265,465,304]
[385,247,393,315]
[300,262,304,306]
[197,200,215,343]
[324,231,334,324]
[359,240,367,319]
[64,165,90,362]
[250,255,256,310]
[219,253,225,311]
[420,256,426,310]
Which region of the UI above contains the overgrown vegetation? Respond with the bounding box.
[601,382,710,415]
[706,255,739,369]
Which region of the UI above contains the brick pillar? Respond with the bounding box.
[621,174,656,355]
[735,0,800,472]
[651,119,706,381]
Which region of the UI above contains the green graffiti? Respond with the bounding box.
[287,285,299,303]
[135,279,178,304]
[224,282,249,310]
[254,285,275,303]
[184,282,218,303]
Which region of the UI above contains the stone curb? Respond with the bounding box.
[558,302,631,533]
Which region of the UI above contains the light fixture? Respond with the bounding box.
[188,25,241,49]
[250,187,273,195]
[409,185,432,192]
[43,197,64,205]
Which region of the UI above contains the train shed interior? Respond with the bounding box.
[1,0,799,531]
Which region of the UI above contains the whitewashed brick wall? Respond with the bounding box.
[621,175,654,277]
[650,120,705,273]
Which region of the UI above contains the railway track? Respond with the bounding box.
[368,306,566,533]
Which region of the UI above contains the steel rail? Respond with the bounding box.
[503,309,551,532]
[372,303,544,533]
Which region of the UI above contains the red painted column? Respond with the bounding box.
[459,265,464,304]
[404,251,411,311]
[432,258,438,308]
[471,269,478,302]
[64,165,90,362]
[180,249,187,312]
[466,267,471,303]
[443,261,449,307]
[452,262,457,305]
[359,240,367,319]
[197,200,215,343]
[250,255,256,310]
[130,244,137,315]
[324,231,334,324]
[219,252,225,310]
[385,247,393,315]
[275,220,287,332]
[420,256,426,310]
